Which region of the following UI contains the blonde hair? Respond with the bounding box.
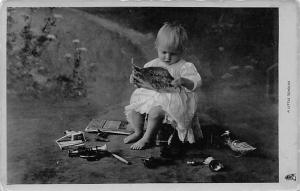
[155,22,188,53]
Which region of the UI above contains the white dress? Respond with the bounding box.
[125,58,202,143]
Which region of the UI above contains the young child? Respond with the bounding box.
[124,22,202,150]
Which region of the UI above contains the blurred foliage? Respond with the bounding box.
[56,40,88,98]
[7,7,278,99]
[80,7,278,74]
[7,8,88,99]
[7,8,57,98]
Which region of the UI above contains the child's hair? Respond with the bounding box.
[155,22,188,53]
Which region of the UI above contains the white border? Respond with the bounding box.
[0,0,7,190]
[0,0,295,7]
[0,0,298,190]
[278,0,298,187]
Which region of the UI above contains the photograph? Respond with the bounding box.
[1,0,298,188]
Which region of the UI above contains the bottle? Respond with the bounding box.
[186,161,202,166]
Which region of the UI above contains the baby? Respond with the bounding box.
[124,22,202,150]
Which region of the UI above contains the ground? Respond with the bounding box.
[7,83,278,183]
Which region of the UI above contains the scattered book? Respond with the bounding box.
[85,119,130,135]
[56,130,86,150]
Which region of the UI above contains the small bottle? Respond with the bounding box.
[186,161,201,166]
[203,156,215,165]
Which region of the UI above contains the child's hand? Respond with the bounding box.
[171,78,183,88]
[129,73,135,84]
[130,73,141,88]
[172,77,194,91]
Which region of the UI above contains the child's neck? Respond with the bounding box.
[159,58,182,66]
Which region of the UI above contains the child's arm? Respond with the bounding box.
[171,77,195,91]
[174,62,202,91]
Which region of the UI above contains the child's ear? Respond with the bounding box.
[154,41,158,50]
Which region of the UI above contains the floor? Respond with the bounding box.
[6,89,278,183]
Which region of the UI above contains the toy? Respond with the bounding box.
[56,130,86,150]
[100,144,131,165]
[186,156,224,172]
[111,153,131,165]
[70,145,109,161]
[208,159,224,172]
[186,161,202,166]
[68,144,131,164]
[221,130,256,156]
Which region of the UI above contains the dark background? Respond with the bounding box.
[80,7,278,74]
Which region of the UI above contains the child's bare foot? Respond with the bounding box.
[124,132,143,144]
[130,137,151,150]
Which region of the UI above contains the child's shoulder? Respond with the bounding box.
[143,58,196,69]
[173,59,195,69]
[180,59,197,68]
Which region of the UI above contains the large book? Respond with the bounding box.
[132,64,178,92]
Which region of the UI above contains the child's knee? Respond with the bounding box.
[127,110,144,123]
[148,106,165,119]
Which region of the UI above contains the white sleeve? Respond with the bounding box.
[180,62,202,91]
[144,58,159,68]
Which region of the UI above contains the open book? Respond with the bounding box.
[132,64,179,92]
[85,119,130,135]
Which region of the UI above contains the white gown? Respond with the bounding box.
[125,58,202,143]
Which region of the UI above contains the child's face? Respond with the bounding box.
[157,43,182,65]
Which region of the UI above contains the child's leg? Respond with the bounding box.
[130,106,165,150]
[124,110,145,143]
